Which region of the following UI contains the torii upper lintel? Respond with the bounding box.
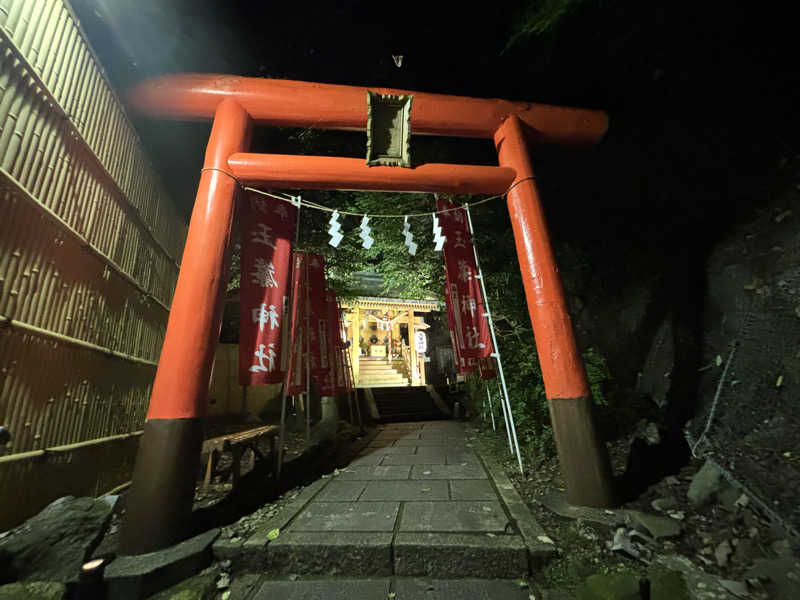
[128,74,608,146]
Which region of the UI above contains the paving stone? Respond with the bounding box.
[358,446,416,456]
[399,501,509,532]
[418,432,466,440]
[253,578,390,599]
[381,454,447,465]
[393,439,465,447]
[410,464,487,479]
[315,480,368,501]
[335,465,411,480]
[394,533,528,578]
[347,454,386,466]
[290,502,400,532]
[373,432,420,441]
[445,450,480,465]
[480,453,555,562]
[360,480,449,501]
[367,440,394,448]
[227,574,263,600]
[412,446,448,457]
[449,480,497,500]
[211,536,244,565]
[392,578,532,599]
[266,533,393,576]
[243,479,329,569]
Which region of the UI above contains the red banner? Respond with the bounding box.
[306,254,329,380]
[315,290,338,396]
[286,252,307,395]
[337,299,354,393]
[478,357,498,380]
[443,282,476,375]
[438,197,493,359]
[239,193,297,385]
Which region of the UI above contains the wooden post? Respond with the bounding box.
[351,306,360,386]
[408,309,420,385]
[119,99,252,554]
[494,115,614,507]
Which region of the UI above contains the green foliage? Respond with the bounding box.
[469,342,610,464]
[505,0,587,50]
[228,190,444,298]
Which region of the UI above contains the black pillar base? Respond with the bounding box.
[118,418,204,555]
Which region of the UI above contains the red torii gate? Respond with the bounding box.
[118,74,615,555]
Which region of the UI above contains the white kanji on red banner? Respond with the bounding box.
[239,193,297,385]
[438,196,493,359]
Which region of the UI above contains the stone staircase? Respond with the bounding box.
[372,387,445,422]
[357,357,409,388]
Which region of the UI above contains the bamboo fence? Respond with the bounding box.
[0,0,187,528]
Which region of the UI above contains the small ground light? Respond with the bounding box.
[67,558,108,599]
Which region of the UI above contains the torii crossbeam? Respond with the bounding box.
[118,75,615,555]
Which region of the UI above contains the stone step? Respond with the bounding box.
[227,426,554,580]
[356,382,412,388]
[245,578,536,600]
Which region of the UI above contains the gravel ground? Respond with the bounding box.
[474,419,794,598]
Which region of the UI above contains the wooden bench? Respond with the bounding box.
[201,425,281,490]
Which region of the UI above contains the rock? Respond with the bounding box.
[734,494,749,509]
[732,538,754,565]
[648,567,690,600]
[0,581,66,599]
[216,572,230,590]
[719,579,748,598]
[718,483,741,511]
[577,569,689,600]
[540,492,619,527]
[664,476,680,486]
[715,540,733,567]
[0,497,113,583]
[654,554,742,599]
[651,497,678,513]
[147,570,217,600]
[575,572,640,600]
[746,556,800,600]
[644,423,661,445]
[687,461,722,506]
[627,511,682,539]
[771,540,791,556]
[607,527,654,563]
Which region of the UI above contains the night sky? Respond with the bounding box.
[72,0,798,244]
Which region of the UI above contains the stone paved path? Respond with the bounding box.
[242,576,536,599]
[237,420,554,585]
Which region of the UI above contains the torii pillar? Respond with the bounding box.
[119,75,614,555]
